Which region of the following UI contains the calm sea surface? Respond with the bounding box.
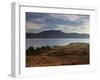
[26,38,89,49]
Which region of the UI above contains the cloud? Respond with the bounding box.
[26,21,45,33]
[56,24,89,34]
[49,14,81,21]
[26,12,87,26]
[26,12,89,34]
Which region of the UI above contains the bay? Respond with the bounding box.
[26,38,89,49]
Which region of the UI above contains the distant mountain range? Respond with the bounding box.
[26,30,89,39]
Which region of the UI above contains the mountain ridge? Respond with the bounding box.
[26,30,89,38]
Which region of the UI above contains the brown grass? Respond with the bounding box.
[26,43,89,67]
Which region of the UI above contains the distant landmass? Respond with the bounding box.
[26,30,89,38]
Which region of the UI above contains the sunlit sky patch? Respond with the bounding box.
[26,12,89,34]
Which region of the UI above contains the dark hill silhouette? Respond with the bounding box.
[26,30,89,38]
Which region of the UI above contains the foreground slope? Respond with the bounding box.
[26,43,89,67]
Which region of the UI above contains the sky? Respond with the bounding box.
[26,12,89,34]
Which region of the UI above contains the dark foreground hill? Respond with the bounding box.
[26,43,89,67]
[26,30,89,38]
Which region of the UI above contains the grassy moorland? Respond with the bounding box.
[26,43,89,67]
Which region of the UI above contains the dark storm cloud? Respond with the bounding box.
[26,12,87,26]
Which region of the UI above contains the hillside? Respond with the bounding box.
[26,30,89,38]
[26,43,89,67]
